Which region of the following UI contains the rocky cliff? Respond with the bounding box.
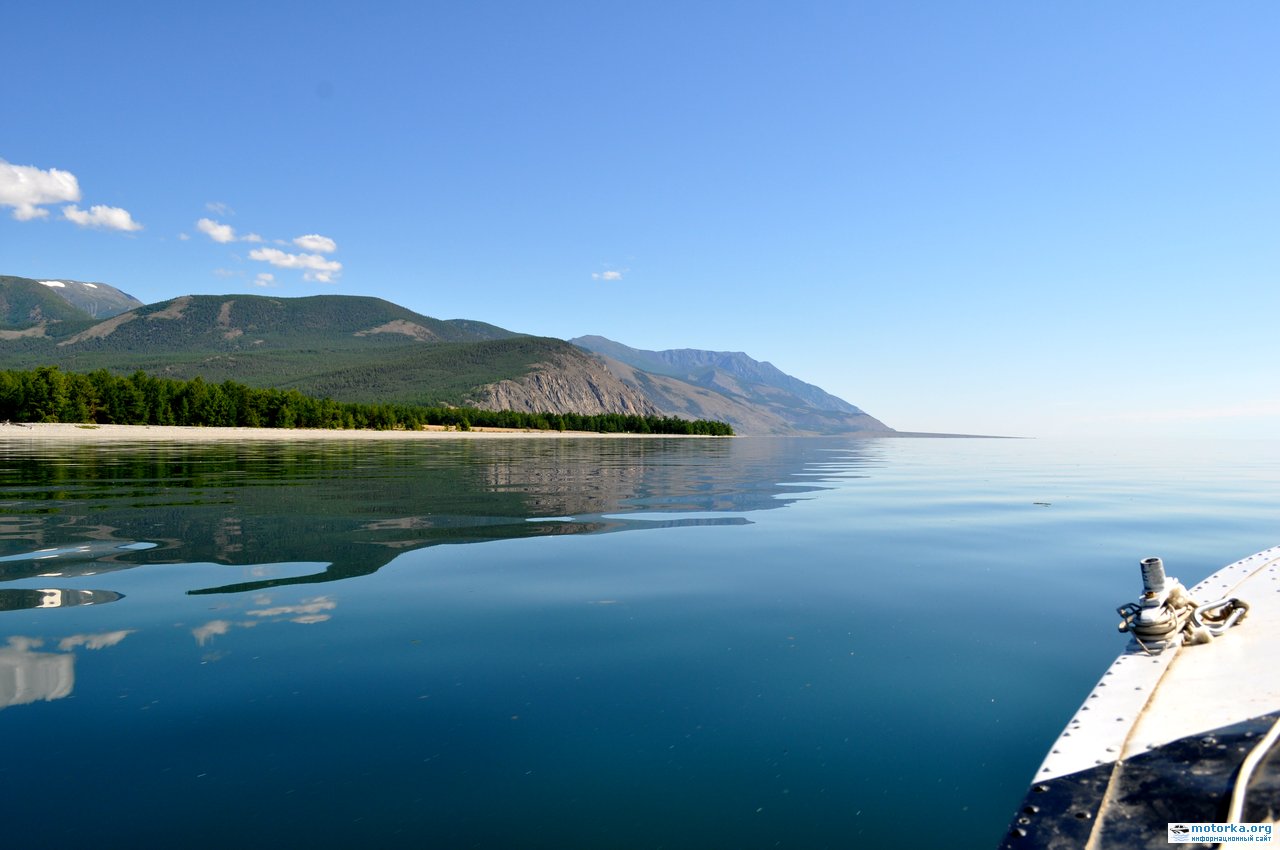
[465,347,662,416]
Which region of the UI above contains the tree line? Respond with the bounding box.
[0,367,734,436]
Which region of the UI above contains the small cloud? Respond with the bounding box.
[193,620,232,646]
[212,268,240,278]
[178,232,190,241]
[196,217,265,245]
[246,597,336,618]
[196,214,340,280]
[293,233,337,254]
[254,272,275,287]
[197,217,236,243]
[206,201,233,216]
[250,247,342,283]
[0,158,81,221]
[592,270,624,281]
[58,630,134,651]
[63,204,143,232]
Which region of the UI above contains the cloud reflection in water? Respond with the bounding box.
[192,595,337,646]
[0,630,134,709]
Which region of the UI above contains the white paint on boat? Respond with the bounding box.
[1034,545,1280,783]
[1127,547,1280,755]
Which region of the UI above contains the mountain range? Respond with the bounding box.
[0,275,894,435]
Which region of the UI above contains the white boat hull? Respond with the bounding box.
[1001,546,1280,848]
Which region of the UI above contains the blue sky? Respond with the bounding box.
[3,2,1277,437]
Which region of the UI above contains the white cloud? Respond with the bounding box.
[0,158,81,221]
[250,246,342,283]
[293,233,337,253]
[193,620,232,646]
[58,630,134,651]
[592,270,624,281]
[206,201,233,216]
[197,217,236,243]
[178,232,190,241]
[212,268,240,278]
[247,597,336,619]
[63,204,143,232]
[197,218,268,245]
[195,214,342,281]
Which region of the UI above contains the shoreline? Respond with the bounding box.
[0,422,711,443]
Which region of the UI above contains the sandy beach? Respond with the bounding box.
[0,422,692,443]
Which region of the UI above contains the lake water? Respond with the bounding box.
[2,435,1278,848]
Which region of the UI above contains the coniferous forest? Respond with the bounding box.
[0,367,734,436]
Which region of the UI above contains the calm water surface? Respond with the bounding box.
[2,435,1278,848]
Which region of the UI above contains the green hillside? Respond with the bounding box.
[51,293,517,351]
[275,336,590,404]
[0,290,557,407]
[22,335,584,407]
[0,277,98,330]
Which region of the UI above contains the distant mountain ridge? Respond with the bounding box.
[0,275,143,323]
[571,335,892,435]
[572,335,865,414]
[0,276,92,335]
[0,274,893,434]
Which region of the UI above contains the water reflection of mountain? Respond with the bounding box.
[0,588,123,611]
[0,437,882,594]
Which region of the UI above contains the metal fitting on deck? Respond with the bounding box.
[1118,555,1192,653]
[1140,556,1166,597]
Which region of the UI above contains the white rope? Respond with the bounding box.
[1224,715,1280,825]
[1118,588,1248,655]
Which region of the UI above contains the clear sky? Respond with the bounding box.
[3,2,1277,438]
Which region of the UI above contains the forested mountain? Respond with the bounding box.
[0,280,652,413]
[0,276,893,433]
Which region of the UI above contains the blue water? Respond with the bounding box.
[1,436,1277,848]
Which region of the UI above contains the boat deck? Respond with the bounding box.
[1002,546,1280,848]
